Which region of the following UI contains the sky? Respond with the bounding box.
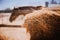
[0,0,60,10]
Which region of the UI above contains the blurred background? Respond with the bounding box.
[0,0,60,10]
[0,0,60,26]
[0,0,60,40]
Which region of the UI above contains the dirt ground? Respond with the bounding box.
[0,13,30,40]
[0,27,30,40]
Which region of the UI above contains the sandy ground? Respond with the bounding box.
[0,27,30,40]
[0,13,30,40]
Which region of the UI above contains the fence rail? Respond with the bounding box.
[0,24,21,27]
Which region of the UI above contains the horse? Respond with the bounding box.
[9,6,60,40]
[9,6,43,22]
[22,9,60,40]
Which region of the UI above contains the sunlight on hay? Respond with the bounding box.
[0,27,30,40]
